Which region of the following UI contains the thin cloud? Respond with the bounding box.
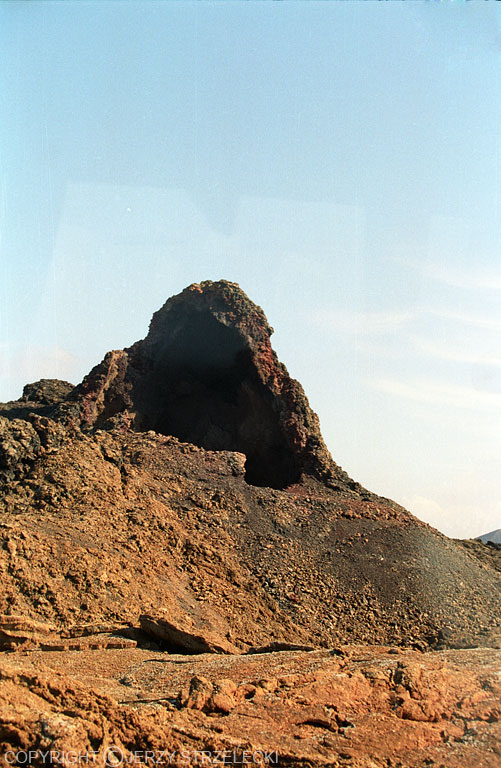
[310,306,501,336]
[398,257,501,292]
[309,308,417,334]
[427,308,501,331]
[372,377,501,411]
[424,264,501,292]
[400,494,480,540]
[400,495,446,532]
[412,336,501,368]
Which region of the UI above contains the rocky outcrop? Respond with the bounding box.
[0,379,75,423]
[0,283,500,656]
[1,646,500,767]
[0,417,41,482]
[64,281,361,491]
[21,379,74,406]
[139,613,238,655]
[0,615,57,651]
[0,615,136,652]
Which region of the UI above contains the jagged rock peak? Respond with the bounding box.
[63,281,359,492]
[147,281,274,351]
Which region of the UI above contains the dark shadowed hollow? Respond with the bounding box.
[134,307,300,489]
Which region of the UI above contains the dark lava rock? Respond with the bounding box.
[63,280,362,492]
[0,379,75,422]
[0,417,41,481]
[22,379,75,406]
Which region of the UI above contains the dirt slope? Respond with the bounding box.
[0,411,499,652]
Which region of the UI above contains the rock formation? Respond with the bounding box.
[2,645,500,768]
[61,281,361,491]
[0,280,500,767]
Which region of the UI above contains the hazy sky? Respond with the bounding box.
[1,1,500,539]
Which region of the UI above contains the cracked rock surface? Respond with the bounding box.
[1,646,500,767]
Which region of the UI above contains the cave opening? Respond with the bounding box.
[135,308,300,489]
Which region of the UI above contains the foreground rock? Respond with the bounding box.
[139,613,238,655]
[0,615,57,651]
[1,645,499,767]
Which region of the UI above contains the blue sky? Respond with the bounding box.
[1,1,500,538]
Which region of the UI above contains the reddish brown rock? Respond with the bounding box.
[139,613,239,655]
[0,615,137,653]
[1,646,499,767]
[0,660,180,766]
[0,416,499,652]
[0,615,56,651]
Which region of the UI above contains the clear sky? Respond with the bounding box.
[1,1,500,539]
